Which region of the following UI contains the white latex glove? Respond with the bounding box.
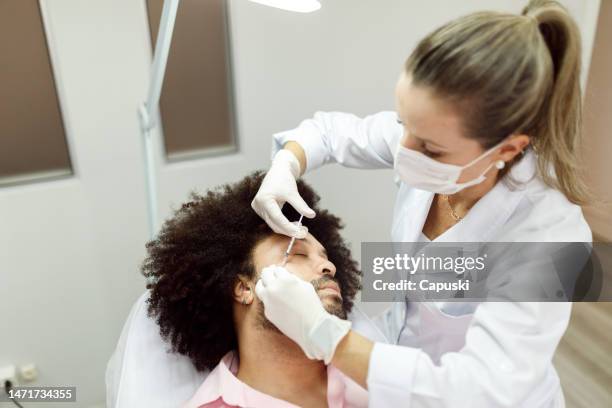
[251,150,315,238]
[255,266,351,364]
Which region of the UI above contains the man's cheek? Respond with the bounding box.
[283,264,309,281]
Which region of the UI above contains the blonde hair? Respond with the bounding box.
[405,0,589,203]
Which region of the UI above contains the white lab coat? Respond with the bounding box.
[272,111,592,408]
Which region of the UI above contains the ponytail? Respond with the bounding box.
[522,0,590,203]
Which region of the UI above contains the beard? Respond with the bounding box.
[310,275,345,319]
[256,275,346,332]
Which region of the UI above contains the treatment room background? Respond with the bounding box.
[1,0,610,407]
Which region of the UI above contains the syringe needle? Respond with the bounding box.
[281,215,304,266]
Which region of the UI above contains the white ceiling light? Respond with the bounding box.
[247,0,321,13]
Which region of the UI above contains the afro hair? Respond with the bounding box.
[143,171,361,371]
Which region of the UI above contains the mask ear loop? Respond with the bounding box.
[457,156,505,191]
[463,140,507,169]
[459,140,508,185]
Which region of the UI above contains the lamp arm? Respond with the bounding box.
[138,0,180,238]
[140,0,180,131]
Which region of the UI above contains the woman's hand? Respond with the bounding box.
[251,149,315,238]
[255,265,351,364]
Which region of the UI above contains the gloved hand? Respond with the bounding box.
[255,265,351,364]
[251,150,315,238]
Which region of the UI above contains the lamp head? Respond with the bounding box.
[247,0,321,13]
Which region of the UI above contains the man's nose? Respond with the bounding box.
[319,259,336,277]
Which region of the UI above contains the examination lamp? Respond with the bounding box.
[248,0,321,13]
[138,0,321,238]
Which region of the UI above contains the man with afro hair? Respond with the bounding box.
[143,171,367,407]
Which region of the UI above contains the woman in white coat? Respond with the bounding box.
[251,1,592,407]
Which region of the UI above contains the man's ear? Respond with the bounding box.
[233,276,255,306]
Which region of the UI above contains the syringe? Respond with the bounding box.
[281,214,304,266]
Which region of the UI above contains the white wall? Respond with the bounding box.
[0,1,599,407]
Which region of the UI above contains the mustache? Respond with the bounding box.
[310,275,340,292]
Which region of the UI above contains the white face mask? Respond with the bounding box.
[393,141,506,194]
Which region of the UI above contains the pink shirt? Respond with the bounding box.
[182,352,368,408]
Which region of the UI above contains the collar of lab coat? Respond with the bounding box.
[411,151,537,243]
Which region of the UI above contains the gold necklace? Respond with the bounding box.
[441,194,463,221]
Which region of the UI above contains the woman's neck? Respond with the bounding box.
[449,168,500,213]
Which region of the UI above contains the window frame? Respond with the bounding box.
[0,0,78,189]
[144,0,240,165]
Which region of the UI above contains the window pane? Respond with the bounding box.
[147,0,237,160]
[0,0,72,186]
